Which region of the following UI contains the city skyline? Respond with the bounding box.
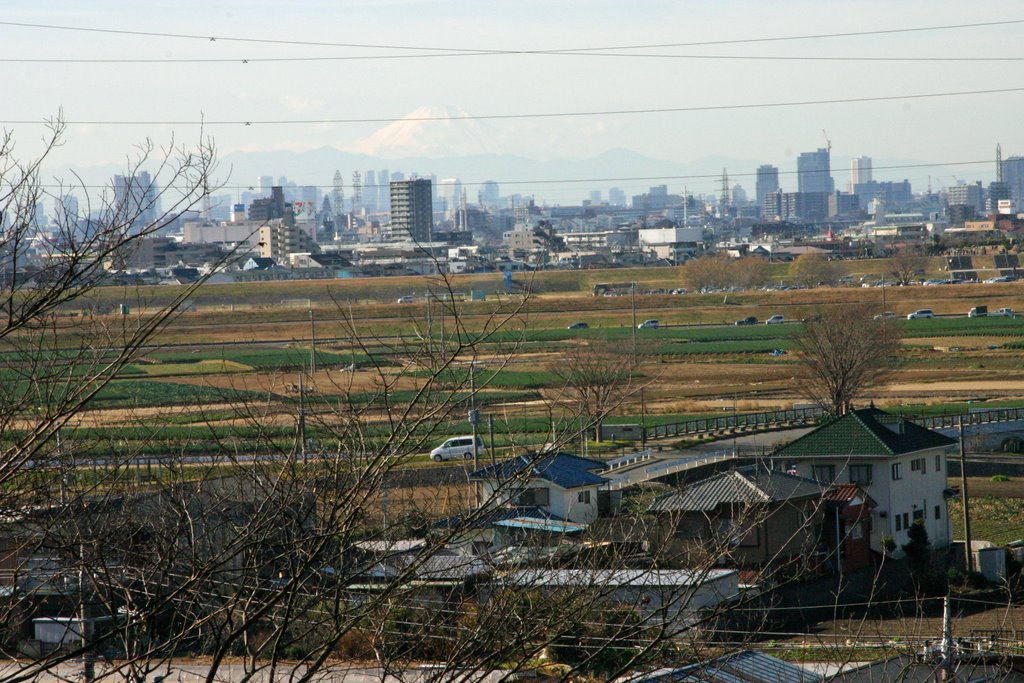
[3,0,1024,188]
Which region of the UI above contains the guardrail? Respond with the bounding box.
[602,450,653,472]
[645,406,825,441]
[911,407,1024,430]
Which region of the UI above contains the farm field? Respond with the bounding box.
[12,263,1024,454]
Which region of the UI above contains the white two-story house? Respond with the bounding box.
[773,408,957,558]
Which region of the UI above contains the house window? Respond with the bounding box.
[903,512,910,529]
[895,514,902,532]
[577,490,591,505]
[910,458,926,474]
[935,505,941,520]
[892,463,903,480]
[913,509,924,522]
[517,487,550,506]
[849,464,873,485]
[935,454,942,472]
[812,465,836,483]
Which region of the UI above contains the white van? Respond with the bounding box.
[430,435,485,462]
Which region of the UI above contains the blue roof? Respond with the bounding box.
[470,452,608,490]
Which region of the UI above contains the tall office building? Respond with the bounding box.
[363,171,378,212]
[608,187,627,206]
[755,165,779,207]
[1002,156,1024,203]
[479,180,500,208]
[437,178,462,216]
[113,171,160,233]
[257,176,274,195]
[390,178,433,242]
[850,156,872,192]
[797,148,834,195]
[377,169,390,212]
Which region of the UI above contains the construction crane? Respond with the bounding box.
[822,129,832,153]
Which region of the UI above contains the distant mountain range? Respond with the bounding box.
[39,106,970,203]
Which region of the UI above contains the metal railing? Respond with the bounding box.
[645,406,826,441]
[602,450,654,472]
[911,407,1024,430]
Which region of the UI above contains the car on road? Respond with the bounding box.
[430,435,486,462]
[968,306,988,318]
[985,275,1016,283]
[396,295,415,304]
[873,311,896,321]
[734,316,758,326]
[567,321,589,330]
[990,307,1015,318]
[637,319,660,329]
[907,309,934,320]
[765,315,785,325]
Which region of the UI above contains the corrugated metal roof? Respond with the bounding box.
[774,408,955,459]
[499,567,737,588]
[647,466,825,513]
[493,517,587,533]
[630,651,821,683]
[470,452,608,489]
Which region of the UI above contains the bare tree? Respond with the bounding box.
[789,252,840,288]
[549,341,641,441]
[792,304,902,414]
[887,246,930,285]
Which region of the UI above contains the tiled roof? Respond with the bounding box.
[773,408,955,459]
[823,484,869,504]
[647,465,825,513]
[469,452,608,489]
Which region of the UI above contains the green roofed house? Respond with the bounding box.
[773,408,957,558]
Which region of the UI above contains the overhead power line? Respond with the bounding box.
[0,18,1021,54]
[5,85,1024,127]
[5,52,1024,64]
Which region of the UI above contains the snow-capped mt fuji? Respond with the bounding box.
[345,105,505,159]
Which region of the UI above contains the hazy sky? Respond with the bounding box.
[4,0,1023,198]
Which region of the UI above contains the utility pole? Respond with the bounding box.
[309,309,316,378]
[941,595,953,675]
[79,540,95,683]
[640,388,647,449]
[958,415,974,574]
[631,281,637,362]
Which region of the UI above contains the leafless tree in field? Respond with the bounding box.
[549,341,643,442]
[792,304,902,415]
[789,252,840,288]
[887,246,930,286]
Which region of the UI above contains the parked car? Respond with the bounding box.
[430,435,486,462]
[637,319,660,329]
[873,311,896,320]
[984,275,1015,283]
[765,315,785,325]
[907,309,934,320]
[990,307,1015,318]
[968,306,988,318]
[396,295,415,304]
[734,316,758,326]
[567,321,589,330]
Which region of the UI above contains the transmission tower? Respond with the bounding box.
[720,168,731,213]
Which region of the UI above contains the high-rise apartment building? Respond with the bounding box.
[364,171,378,212]
[849,156,872,192]
[390,178,433,242]
[755,165,779,208]
[947,182,984,215]
[797,148,834,195]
